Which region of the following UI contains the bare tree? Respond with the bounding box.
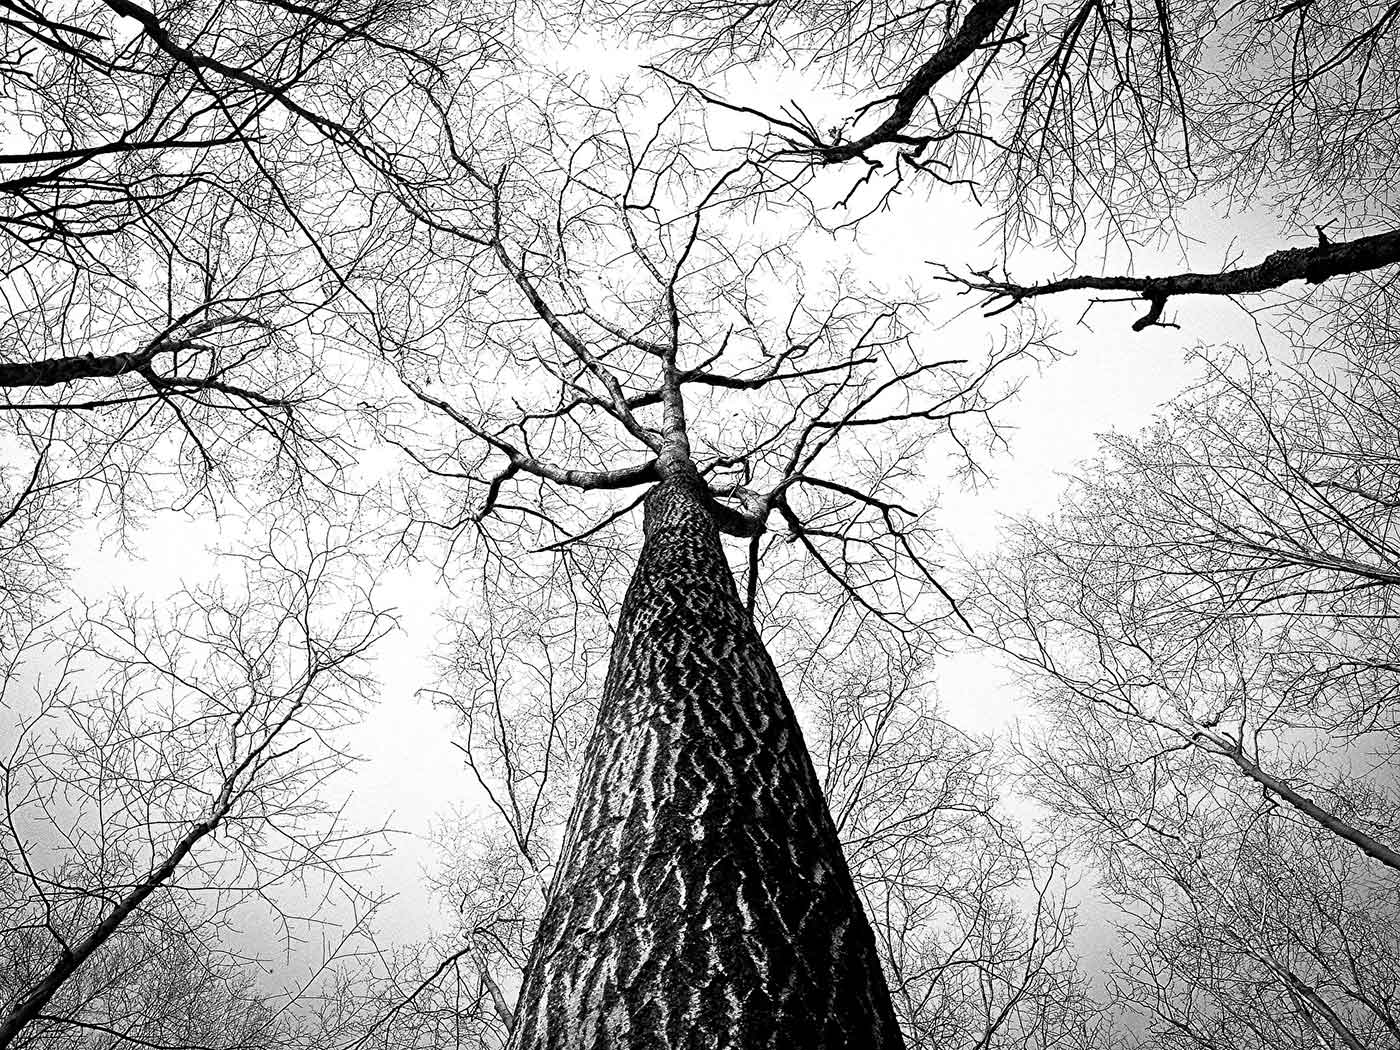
[0,524,393,1050]
[2,912,293,1050]
[802,641,1100,1050]
[962,343,1400,1048]
[360,80,1045,1046]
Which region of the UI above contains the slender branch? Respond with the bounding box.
[1192,725,1400,874]
[32,1016,249,1050]
[402,380,660,504]
[535,490,649,552]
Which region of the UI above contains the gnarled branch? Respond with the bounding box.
[940,226,1400,330]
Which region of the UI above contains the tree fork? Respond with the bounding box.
[507,467,904,1049]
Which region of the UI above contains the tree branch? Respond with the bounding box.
[815,0,1019,164]
[1192,725,1400,875]
[941,227,1400,330]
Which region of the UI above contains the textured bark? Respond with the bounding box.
[508,469,904,1050]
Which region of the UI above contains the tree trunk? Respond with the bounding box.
[507,469,904,1050]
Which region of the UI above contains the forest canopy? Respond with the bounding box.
[1,0,1397,1048]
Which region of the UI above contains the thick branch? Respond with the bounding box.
[818,0,1018,163]
[0,348,161,388]
[1,347,291,415]
[0,315,268,391]
[707,491,766,538]
[944,227,1400,330]
[647,0,1014,171]
[99,0,348,140]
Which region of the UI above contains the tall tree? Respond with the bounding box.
[505,457,906,1047]
[428,598,1101,1049]
[17,2,1400,1047]
[374,88,1035,1045]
